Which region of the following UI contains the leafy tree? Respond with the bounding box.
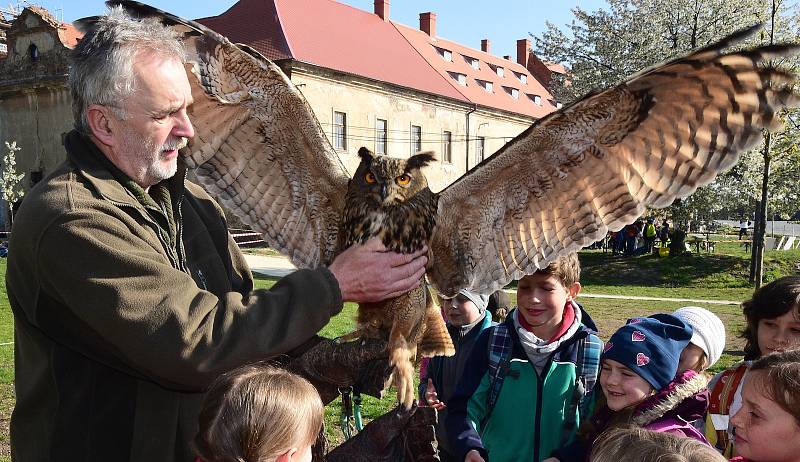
[1,141,26,228]
[532,0,800,243]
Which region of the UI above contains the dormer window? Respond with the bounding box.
[435,46,452,62]
[528,94,542,106]
[477,79,493,93]
[488,64,505,77]
[504,86,519,99]
[448,71,467,86]
[463,55,479,70]
[28,43,38,61]
[514,71,527,84]
[556,102,563,109]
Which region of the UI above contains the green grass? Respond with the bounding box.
[0,243,796,454]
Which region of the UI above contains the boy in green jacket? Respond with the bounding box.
[445,253,603,462]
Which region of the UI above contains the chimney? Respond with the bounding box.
[517,38,530,68]
[503,55,511,60]
[374,0,389,21]
[420,12,436,37]
[481,39,490,53]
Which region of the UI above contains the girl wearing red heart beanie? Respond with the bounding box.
[550,314,711,462]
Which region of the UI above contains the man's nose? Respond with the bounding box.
[174,110,195,139]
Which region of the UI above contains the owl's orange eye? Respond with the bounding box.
[396,174,411,186]
[365,172,377,184]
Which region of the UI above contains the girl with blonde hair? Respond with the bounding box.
[194,363,323,462]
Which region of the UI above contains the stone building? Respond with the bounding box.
[198,0,563,191]
[0,0,564,223]
[0,6,80,227]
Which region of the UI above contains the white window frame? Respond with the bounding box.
[442,131,452,164]
[411,125,422,154]
[375,118,388,154]
[333,110,347,151]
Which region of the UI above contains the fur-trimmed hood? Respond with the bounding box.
[632,369,709,427]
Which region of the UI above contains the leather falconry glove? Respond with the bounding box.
[284,336,391,404]
[324,404,439,462]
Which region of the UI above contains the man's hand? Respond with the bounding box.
[325,405,439,462]
[424,378,446,410]
[328,238,427,303]
[465,449,486,462]
[286,337,390,404]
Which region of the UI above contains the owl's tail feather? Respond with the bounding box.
[418,301,456,358]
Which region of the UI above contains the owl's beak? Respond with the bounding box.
[380,183,388,200]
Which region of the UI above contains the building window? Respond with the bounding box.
[28,43,38,61]
[528,94,542,106]
[411,125,422,153]
[494,65,504,77]
[333,111,347,151]
[514,71,527,84]
[376,118,387,154]
[476,137,485,163]
[442,131,452,163]
[463,55,479,70]
[435,46,452,61]
[448,71,467,86]
[476,79,493,93]
[504,86,519,99]
[556,102,563,109]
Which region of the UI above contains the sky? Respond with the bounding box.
[16,0,608,58]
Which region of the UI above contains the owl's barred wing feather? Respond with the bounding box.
[111,1,350,268]
[430,26,800,296]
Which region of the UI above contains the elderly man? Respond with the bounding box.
[7,8,428,461]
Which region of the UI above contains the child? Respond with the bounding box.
[672,306,726,373]
[589,426,726,462]
[729,349,800,462]
[194,363,323,462]
[550,314,706,461]
[704,276,800,457]
[420,289,494,461]
[444,253,604,462]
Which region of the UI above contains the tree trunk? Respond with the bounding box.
[750,132,771,288]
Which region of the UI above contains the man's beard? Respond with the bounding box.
[119,127,188,186]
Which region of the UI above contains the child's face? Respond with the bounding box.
[442,294,481,327]
[678,343,706,372]
[516,273,580,338]
[599,358,654,411]
[730,370,800,462]
[757,309,800,357]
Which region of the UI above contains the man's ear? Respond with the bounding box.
[275,448,297,462]
[86,104,117,147]
[567,282,581,301]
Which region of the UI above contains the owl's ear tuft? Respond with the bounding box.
[358,147,375,162]
[407,151,436,170]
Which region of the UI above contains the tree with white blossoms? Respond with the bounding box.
[532,0,800,282]
[1,141,26,228]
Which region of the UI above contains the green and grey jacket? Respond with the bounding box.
[7,131,343,461]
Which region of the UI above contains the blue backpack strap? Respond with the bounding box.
[481,323,514,430]
[559,332,603,447]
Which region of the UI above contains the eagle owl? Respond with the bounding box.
[337,148,454,405]
[111,2,799,409]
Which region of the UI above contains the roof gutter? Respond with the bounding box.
[465,103,477,172]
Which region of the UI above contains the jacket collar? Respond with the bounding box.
[64,130,188,207]
[632,369,709,427]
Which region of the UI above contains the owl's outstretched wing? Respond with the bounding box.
[109,1,350,268]
[429,26,799,296]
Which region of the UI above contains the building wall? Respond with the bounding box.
[0,85,73,185]
[289,63,535,192]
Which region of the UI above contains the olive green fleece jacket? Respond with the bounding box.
[7,131,343,461]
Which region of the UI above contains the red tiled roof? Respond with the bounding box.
[196,0,291,61]
[394,24,558,118]
[199,0,560,118]
[57,23,82,48]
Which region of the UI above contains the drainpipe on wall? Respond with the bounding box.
[465,103,477,172]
